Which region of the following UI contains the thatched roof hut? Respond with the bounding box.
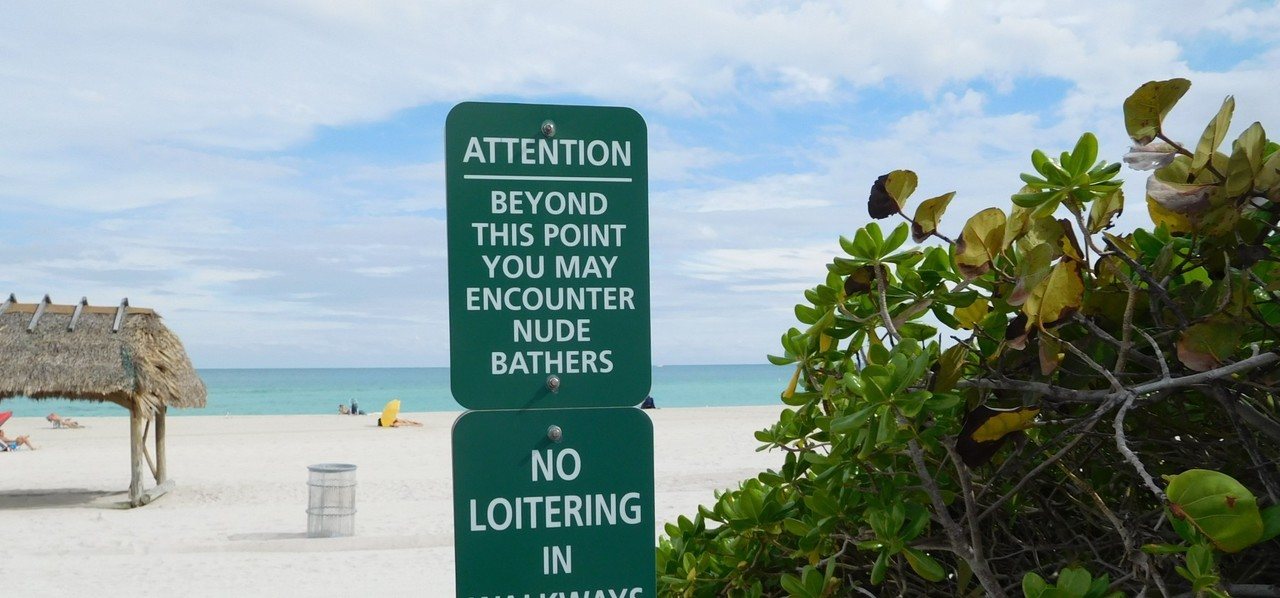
[0,294,206,506]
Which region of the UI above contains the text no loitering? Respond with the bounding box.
[469,491,642,532]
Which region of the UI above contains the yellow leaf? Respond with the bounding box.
[1088,188,1125,234]
[970,406,1040,443]
[1146,194,1196,234]
[911,191,955,242]
[954,297,989,330]
[1124,78,1191,144]
[956,404,1041,466]
[1003,201,1033,250]
[955,208,1007,279]
[1010,243,1055,307]
[1023,261,1084,329]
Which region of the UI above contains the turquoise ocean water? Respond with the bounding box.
[0,364,790,417]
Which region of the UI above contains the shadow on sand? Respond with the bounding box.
[0,488,129,510]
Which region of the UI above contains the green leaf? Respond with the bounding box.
[1258,503,1280,542]
[1021,572,1048,598]
[853,228,876,259]
[1124,78,1191,144]
[1176,317,1242,372]
[1256,143,1280,193]
[1192,96,1235,175]
[766,354,796,366]
[1012,189,1059,208]
[1166,469,1265,553]
[902,548,946,582]
[831,405,876,434]
[1225,122,1265,198]
[1141,543,1188,555]
[870,550,889,585]
[1055,567,1091,596]
[779,572,810,598]
[883,222,910,255]
[1070,132,1099,177]
[898,322,937,341]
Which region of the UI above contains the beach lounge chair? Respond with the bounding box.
[47,413,82,428]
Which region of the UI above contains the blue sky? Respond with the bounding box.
[3,1,1280,368]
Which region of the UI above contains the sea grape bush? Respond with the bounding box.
[656,80,1280,596]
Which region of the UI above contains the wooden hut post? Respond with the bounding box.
[155,405,168,483]
[129,405,146,507]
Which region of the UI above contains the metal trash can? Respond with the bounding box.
[307,463,357,538]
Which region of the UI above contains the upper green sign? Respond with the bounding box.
[446,102,651,410]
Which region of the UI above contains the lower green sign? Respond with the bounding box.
[452,408,655,598]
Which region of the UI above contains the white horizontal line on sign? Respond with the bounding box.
[464,174,634,183]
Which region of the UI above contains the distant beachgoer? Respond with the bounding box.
[350,399,363,415]
[640,396,656,409]
[376,417,423,428]
[47,413,83,428]
[338,404,350,415]
[0,429,37,451]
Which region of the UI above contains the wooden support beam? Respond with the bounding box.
[129,407,145,507]
[138,479,175,506]
[27,294,51,332]
[68,297,88,331]
[142,419,157,480]
[112,298,129,333]
[155,405,168,483]
[0,293,14,315]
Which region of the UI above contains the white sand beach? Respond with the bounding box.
[0,406,783,597]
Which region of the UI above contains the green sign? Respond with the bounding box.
[446,102,651,410]
[452,408,655,598]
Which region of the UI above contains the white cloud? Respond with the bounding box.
[3,0,1280,367]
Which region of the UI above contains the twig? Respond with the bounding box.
[1212,387,1280,503]
[1137,328,1170,379]
[1051,331,1125,392]
[1156,132,1225,180]
[964,352,1280,403]
[1117,283,1139,375]
[1071,313,1159,371]
[906,439,1007,598]
[875,265,901,342]
[1114,391,1168,501]
[978,399,1117,522]
[944,441,987,578]
[1101,236,1189,328]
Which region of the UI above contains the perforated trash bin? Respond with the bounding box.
[307,463,357,538]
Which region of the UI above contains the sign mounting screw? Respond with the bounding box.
[547,425,563,443]
[546,375,561,393]
[541,119,556,138]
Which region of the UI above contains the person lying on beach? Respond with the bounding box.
[376,417,423,427]
[0,429,37,451]
[46,413,82,428]
[338,404,350,415]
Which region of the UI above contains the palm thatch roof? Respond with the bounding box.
[0,295,206,417]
